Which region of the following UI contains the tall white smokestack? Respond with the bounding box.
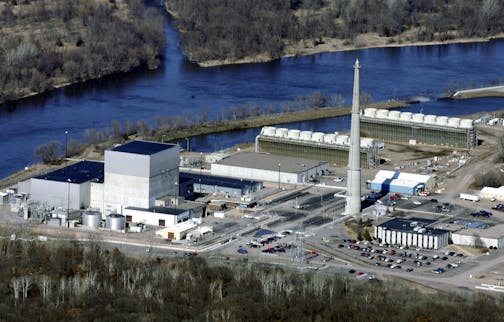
[345,59,361,216]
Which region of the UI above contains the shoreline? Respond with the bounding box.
[196,34,504,68]
[0,101,407,188]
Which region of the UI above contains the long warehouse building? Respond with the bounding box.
[255,127,380,168]
[211,152,328,185]
[360,108,476,148]
[375,218,450,250]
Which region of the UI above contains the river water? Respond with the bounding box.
[1,10,504,179]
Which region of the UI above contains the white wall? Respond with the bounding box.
[30,178,84,209]
[123,207,189,227]
[452,233,502,249]
[211,164,327,184]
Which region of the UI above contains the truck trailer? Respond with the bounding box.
[459,193,480,202]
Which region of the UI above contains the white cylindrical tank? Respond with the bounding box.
[412,113,425,123]
[336,135,349,145]
[287,129,300,139]
[82,210,101,228]
[333,131,339,136]
[262,126,276,136]
[364,108,377,118]
[300,131,313,140]
[436,116,449,126]
[324,134,337,144]
[376,110,389,119]
[275,128,288,138]
[424,115,437,124]
[388,111,400,120]
[312,132,324,142]
[448,117,460,127]
[360,138,374,148]
[400,112,413,122]
[106,214,125,231]
[459,119,474,129]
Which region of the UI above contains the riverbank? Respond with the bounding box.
[0,100,407,188]
[197,33,504,68]
[0,0,165,106]
[148,101,409,142]
[451,85,504,100]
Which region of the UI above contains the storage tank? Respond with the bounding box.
[275,128,288,138]
[106,214,125,231]
[400,112,413,122]
[82,210,101,228]
[323,134,337,144]
[360,138,374,148]
[333,131,339,136]
[376,110,389,119]
[262,126,276,136]
[448,117,460,128]
[459,119,474,129]
[312,132,324,142]
[424,115,437,124]
[388,111,401,120]
[336,135,349,145]
[412,113,425,123]
[436,116,449,126]
[364,108,377,118]
[300,131,313,140]
[287,129,300,139]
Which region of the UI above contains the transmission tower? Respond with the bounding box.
[289,222,305,265]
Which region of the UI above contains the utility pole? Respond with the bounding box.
[67,178,71,227]
[64,130,69,162]
[278,163,281,189]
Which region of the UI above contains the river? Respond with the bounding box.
[1,8,504,179]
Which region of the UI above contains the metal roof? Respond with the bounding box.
[35,161,104,184]
[214,152,327,173]
[378,217,448,236]
[180,172,261,190]
[126,206,187,215]
[112,140,177,155]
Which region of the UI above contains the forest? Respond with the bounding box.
[166,0,504,64]
[0,237,502,321]
[0,0,165,103]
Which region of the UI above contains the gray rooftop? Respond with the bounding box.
[125,206,187,216]
[378,217,449,236]
[215,152,327,173]
[452,224,504,239]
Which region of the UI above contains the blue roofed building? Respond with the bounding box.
[179,171,263,197]
[21,160,104,210]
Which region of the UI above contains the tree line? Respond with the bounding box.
[34,90,355,163]
[0,238,502,321]
[0,0,165,103]
[166,0,504,63]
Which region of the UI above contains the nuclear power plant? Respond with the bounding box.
[345,59,362,216]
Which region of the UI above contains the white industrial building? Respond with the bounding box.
[370,170,435,195]
[99,141,179,215]
[211,152,328,185]
[375,218,450,250]
[123,206,190,227]
[480,186,504,201]
[451,225,504,249]
[18,160,104,210]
